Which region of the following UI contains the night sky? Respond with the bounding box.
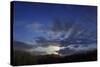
[13,1,97,55]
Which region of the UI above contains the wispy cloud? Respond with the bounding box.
[26,22,44,31]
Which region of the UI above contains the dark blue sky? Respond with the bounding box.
[13,1,97,44]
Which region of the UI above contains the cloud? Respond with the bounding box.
[58,43,97,56]
[27,43,66,55]
[26,22,52,36]
[25,40,38,45]
[66,43,96,52]
[26,22,44,31]
[28,45,60,55]
[25,21,79,42]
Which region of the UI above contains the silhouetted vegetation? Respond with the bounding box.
[12,49,97,66]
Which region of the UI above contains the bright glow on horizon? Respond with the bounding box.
[28,43,65,55]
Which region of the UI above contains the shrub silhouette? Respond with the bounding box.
[12,49,97,66]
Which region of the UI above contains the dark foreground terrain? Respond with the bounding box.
[11,49,97,66]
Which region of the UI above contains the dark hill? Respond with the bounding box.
[11,49,97,66]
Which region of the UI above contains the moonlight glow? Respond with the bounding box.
[28,43,65,55]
